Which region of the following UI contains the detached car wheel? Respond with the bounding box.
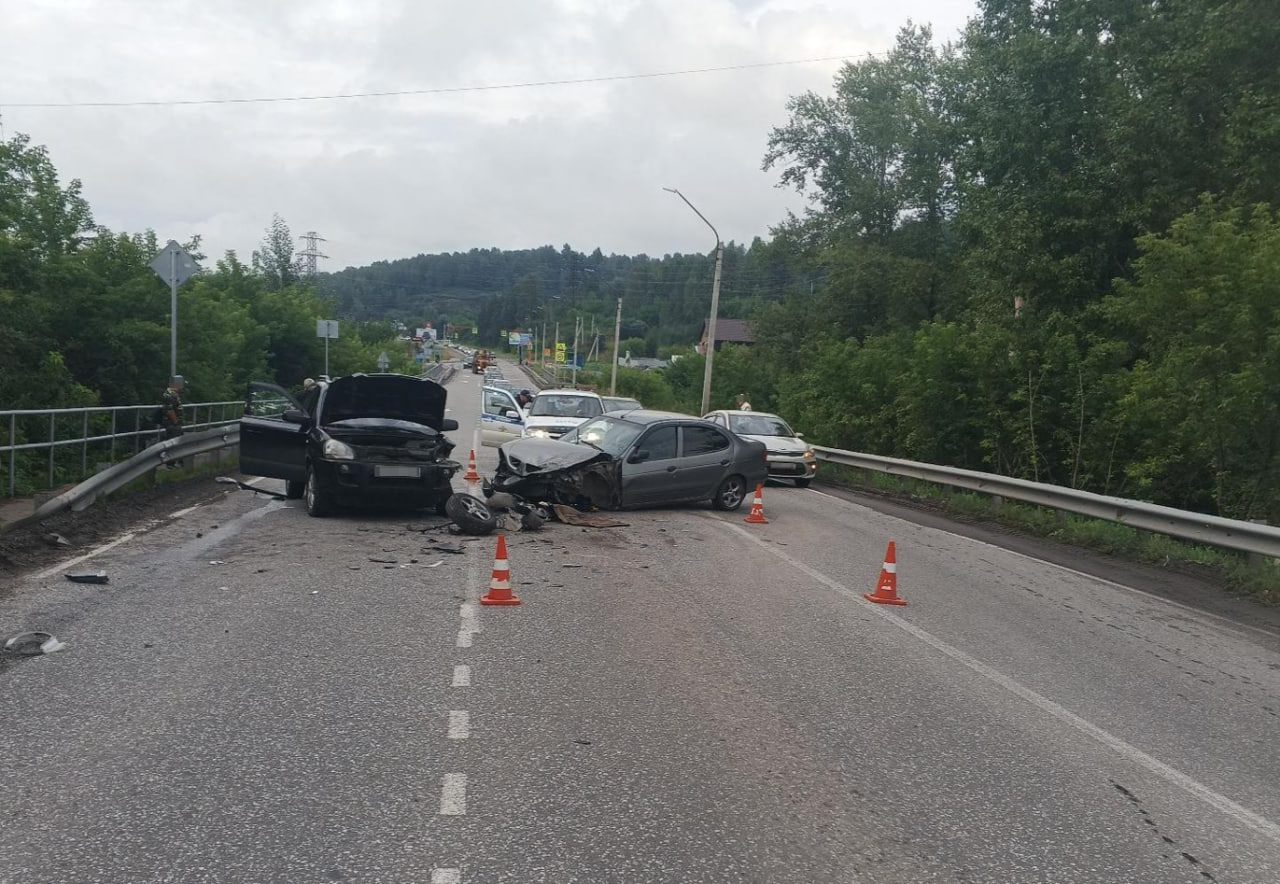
[445,493,497,535]
[712,475,748,511]
[304,464,336,517]
[285,479,305,499]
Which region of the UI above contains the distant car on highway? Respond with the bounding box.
[493,410,767,510]
[522,389,605,439]
[703,409,816,487]
[240,374,461,517]
[601,396,643,413]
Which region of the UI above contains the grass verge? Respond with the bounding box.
[818,463,1280,606]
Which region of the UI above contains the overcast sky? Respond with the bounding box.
[1,0,976,269]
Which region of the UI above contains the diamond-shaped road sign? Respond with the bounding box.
[149,240,200,286]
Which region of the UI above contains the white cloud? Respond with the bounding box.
[0,0,976,268]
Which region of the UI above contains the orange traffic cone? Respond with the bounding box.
[865,541,906,606]
[480,535,521,606]
[744,484,769,524]
[464,449,481,482]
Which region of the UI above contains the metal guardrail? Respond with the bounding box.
[0,425,240,536]
[2,401,242,497]
[812,447,1280,559]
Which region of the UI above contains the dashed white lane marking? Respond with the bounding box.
[714,517,1280,845]
[168,504,200,519]
[809,487,1280,641]
[452,665,471,687]
[32,532,137,580]
[431,870,461,884]
[448,710,470,740]
[440,774,467,815]
[455,630,473,649]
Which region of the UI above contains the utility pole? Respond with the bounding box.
[169,250,178,379]
[298,231,328,277]
[664,188,723,415]
[610,298,622,396]
[571,316,581,388]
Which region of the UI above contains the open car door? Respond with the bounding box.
[481,385,525,447]
[240,381,308,483]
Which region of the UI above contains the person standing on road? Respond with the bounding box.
[160,375,186,439]
[736,393,753,411]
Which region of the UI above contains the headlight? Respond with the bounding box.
[803,449,816,461]
[322,438,356,460]
[526,428,551,438]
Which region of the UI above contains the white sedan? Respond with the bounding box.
[702,410,817,487]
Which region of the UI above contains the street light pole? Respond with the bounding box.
[663,187,722,415]
[610,297,622,396]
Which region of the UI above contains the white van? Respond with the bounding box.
[522,389,605,439]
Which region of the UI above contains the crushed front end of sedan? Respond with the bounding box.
[491,437,621,510]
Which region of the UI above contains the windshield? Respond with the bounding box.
[603,397,642,412]
[729,414,794,437]
[530,394,603,419]
[562,417,643,457]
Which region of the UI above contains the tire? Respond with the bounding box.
[285,479,305,499]
[304,463,336,517]
[445,493,497,535]
[712,475,748,511]
[794,477,812,488]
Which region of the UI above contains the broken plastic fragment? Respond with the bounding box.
[3,631,66,656]
[65,571,109,584]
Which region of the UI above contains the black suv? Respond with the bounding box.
[240,374,461,517]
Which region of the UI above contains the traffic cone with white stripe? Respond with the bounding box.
[865,541,906,606]
[464,448,481,482]
[744,483,769,524]
[480,534,521,606]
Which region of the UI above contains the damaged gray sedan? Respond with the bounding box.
[492,410,768,511]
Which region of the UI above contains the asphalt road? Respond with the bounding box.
[2,361,1278,883]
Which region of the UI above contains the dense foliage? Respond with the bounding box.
[0,137,416,412]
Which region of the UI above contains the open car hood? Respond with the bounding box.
[499,437,611,476]
[321,374,448,431]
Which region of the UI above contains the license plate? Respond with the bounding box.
[374,465,421,478]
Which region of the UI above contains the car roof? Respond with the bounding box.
[714,409,784,419]
[536,389,603,399]
[606,409,707,426]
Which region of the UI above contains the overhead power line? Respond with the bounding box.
[4,53,861,109]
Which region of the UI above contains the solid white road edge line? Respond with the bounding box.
[452,665,471,687]
[809,487,1279,641]
[168,504,200,519]
[32,532,137,580]
[440,773,467,815]
[448,710,470,740]
[713,517,1280,845]
[431,871,461,884]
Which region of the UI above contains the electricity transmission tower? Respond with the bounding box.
[298,231,328,277]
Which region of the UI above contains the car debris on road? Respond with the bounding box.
[215,476,288,501]
[3,631,68,656]
[65,571,109,584]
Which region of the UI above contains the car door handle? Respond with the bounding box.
[719,459,730,466]
[666,466,677,472]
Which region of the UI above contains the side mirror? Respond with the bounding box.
[282,409,308,425]
[503,409,520,419]
[442,418,460,432]
[629,449,651,464]
[795,432,805,439]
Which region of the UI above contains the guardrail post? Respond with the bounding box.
[1247,520,1275,569]
[48,413,55,489]
[7,413,15,497]
[110,410,117,464]
[81,411,89,478]
[134,410,141,455]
